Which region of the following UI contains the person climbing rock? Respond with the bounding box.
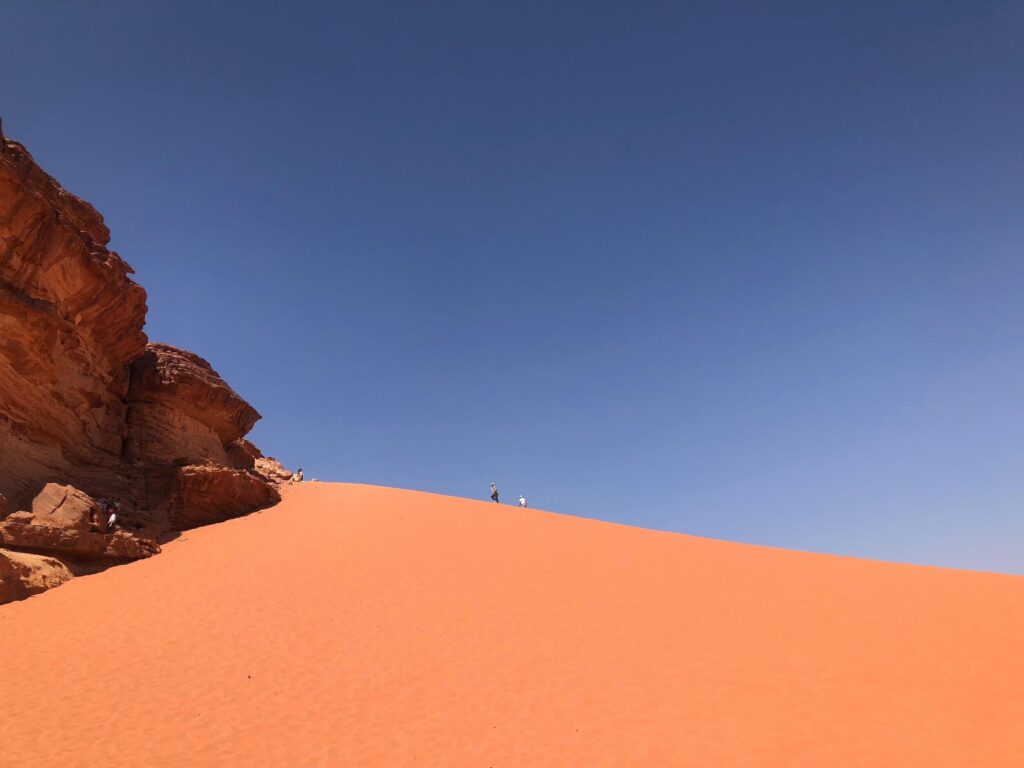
[97,499,122,533]
[518,495,528,508]
[490,483,500,503]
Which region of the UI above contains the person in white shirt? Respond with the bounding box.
[518,496,527,508]
[490,483,499,503]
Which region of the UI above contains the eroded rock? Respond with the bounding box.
[0,131,287,604]
[229,439,294,485]
[4,482,102,533]
[0,139,147,512]
[0,548,73,603]
[0,522,160,560]
[126,344,260,466]
[143,464,281,530]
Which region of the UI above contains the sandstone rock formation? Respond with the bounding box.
[126,343,260,466]
[123,342,282,531]
[0,522,160,561]
[0,131,285,603]
[229,438,295,485]
[143,463,281,530]
[6,482,103,532]
[0,137,147,513]
[0,549,72,604]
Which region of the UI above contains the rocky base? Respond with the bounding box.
[0,549,73,604]
[0,522,161,561]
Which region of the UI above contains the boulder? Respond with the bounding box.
[7,483,102,533]
[0,522,160,560]
[228,438,293,484]
[256,456,295,485]
[0,548,73,603]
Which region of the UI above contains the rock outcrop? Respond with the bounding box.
[6,482,103,533]
[0,138,147,512]
[123,343,282,530]
[0,130,286,603]
[0,522,160,561]
[126,343,260,466]
[142,463,282,530]
[0,549,73,603]
[229,438,295,485]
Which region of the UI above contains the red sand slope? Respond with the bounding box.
[2,482,1023,766]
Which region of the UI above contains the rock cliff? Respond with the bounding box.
[0,137,147,512]
[0,130,288,604]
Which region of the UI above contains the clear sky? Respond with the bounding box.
[3,1,1022,572]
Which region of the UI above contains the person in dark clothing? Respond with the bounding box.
[490,483,500,503]
[95,497,121,533]
[90,498,108,532]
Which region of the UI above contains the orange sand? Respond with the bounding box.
[2,482,1023,766]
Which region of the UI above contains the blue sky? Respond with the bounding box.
[3,1,1022,572]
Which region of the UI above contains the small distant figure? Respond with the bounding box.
[490,483,499,503]
[518,495,528,508]
[92,497,109,532]
[292,467,304,483]
[98,499,122,533]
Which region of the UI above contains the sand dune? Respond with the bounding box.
[2,482,1022,766]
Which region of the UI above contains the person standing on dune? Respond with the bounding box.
[519,495,528,508]
[490,483,500,503]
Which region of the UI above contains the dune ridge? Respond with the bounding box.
[2,481,1022,766]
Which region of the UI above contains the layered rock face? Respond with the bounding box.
[7,483,104,532]
[124,343,281,531]
[0,522,161,561]
[0,132,288,603]
[0,138,147,511]
[126,343,260,466]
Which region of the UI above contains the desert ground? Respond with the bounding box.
[2,482,1022,766]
